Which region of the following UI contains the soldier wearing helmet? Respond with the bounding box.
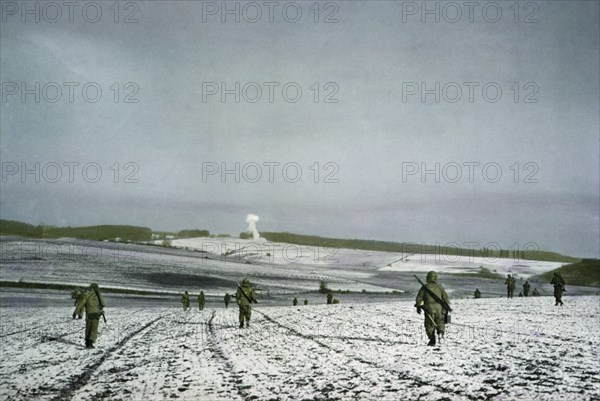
[236,278,257,328]
[415,271,450,347]
[74,283,105,349]
[504,274,516,298]
[551,272,565,306]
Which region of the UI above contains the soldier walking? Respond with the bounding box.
[474,288,481,299]
[236,278,257,328]
[73,283,105,349]
[505,274,516,298]
[224,293,231,308]
[181,291,190,311]
[198,291,206,310]
[415,271,450,347]
[304,299,308,305]
[293,297,298,306]
[327,292,333,304]
[523,280,531,297]
[551,272,565,306]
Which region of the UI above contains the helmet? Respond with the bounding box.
[426,271,437,283]
[242,278,250,286]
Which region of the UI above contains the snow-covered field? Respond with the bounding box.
[169,237,565,279]
[1,296,599,400]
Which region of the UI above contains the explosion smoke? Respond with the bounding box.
[246,214,260,240]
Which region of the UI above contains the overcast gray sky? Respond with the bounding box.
[1,1,598,257]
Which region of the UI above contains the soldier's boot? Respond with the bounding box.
[427,334,436,346]
[246,320,250,328]
[239,321,244,329]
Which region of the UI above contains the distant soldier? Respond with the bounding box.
[304,299,308,305]
[523,280,531,297]
[73,283,105,349]
[474,288,481,299]
[518,292,523,297]
[181,291,190,311]
[327,292,333,304]
[332,298,339,304]
[415,271,450,347]
[224,293,231,308]
[236,278,257,328]
[532,288,540,296]
[75,289,86,307]
[293,297,298,306]
[72,289,86,319]
[505,274,516,298]
[198,291,205,310]
[551,272,565,306]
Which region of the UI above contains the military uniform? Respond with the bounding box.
[327,293,333,304]
[474,289,481,299]
[224,293,231,308]
[198,291,206,310]
[181,291,190,311]
[415,271,450,346]
[74,283,105,349]
[523,280,531,297]
[332,298,339,304]
[236,279,256,328]
[505,274,516,298]
[551,272,565,306]
[304,299,308,305]
[532,288,540,296]
[293,297,298,306]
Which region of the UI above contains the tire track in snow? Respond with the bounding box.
[207,310,250,401]
[50,315,164,401]
[256,309,479,401]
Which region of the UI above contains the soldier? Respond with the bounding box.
[327,292,333,304]
[181,291,190,311]
[415,271,450,347]
[518,292,523,297]
[72,289,86,319]
[532,287,540,296]
[551,272,565,306]
[304,299,308,305]
[236,278,257,328]
[75,289,85,307]
[224,293,231,308]
[332,298,339,304]
[505,274,516,298]
[71,289,80,303]
[293,297,298,306]
[198,291,205,310]
[474,288,481,299]
[523,280,531,297]
[73,283,105,349]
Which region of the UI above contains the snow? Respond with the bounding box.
[170,237,565,279]
[1,296,599,400]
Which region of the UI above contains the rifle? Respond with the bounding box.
[237,283,257,304]
[414,275,452,312]
[420,305,438,329]
[93,287,107,323]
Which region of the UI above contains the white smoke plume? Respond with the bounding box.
[246,214,260,240]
